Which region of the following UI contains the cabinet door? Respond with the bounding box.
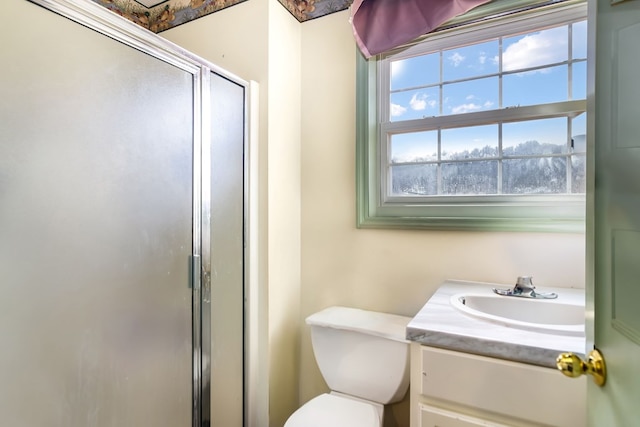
[420,346,585,426]
[420,404,512,427]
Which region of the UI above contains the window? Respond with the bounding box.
[356,1,587,232]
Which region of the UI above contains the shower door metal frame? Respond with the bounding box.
[23,0,251,425]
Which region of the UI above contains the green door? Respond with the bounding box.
[589,0,640,423]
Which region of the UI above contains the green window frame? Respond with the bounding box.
[356,0,587,233]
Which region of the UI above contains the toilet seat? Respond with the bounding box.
[284,393,381,427]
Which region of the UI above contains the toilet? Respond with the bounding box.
[284,306,412,427]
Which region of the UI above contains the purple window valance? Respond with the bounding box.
[350,0,492,58]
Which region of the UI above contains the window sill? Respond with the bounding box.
[356,202,586,233]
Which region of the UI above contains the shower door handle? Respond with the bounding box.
[189,254,201,290]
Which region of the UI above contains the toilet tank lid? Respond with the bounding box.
[305,306,411,343]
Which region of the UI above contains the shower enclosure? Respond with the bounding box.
[0,0,247,425]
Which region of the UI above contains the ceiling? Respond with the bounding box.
[90,0,354,33]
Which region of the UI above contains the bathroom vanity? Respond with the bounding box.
[406,280,586,427]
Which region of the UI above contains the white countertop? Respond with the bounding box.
[406,279,587,368]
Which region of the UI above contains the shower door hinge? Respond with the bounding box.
[188,254,201,290]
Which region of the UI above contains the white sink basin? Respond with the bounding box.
[450,293,585,336]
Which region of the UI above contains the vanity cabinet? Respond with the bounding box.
[410,344,586,427]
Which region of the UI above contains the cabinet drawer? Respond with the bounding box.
[420,346,585,426]
[420,403,512,427]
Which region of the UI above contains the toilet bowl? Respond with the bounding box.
[284,306,411,427]
[284,392,382,427]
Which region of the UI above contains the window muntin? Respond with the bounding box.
[381,18,587,201]
[387,21,586,120]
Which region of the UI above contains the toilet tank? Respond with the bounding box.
[306,306,411,404]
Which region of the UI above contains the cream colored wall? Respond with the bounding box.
[164,2,302,426]
[166,5,586,427]
[299,10,586,427]
[264,2,302,427]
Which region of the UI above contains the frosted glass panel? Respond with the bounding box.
[208,72,246,427]
[0,2,193,425]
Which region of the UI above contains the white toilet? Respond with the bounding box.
[284,306,412,427]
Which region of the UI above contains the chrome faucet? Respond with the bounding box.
[514,276,536,295]
[493,276,558,299]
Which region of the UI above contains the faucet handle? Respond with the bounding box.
[493,276,558,299]
[516,276,534,290]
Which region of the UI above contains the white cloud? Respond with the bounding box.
[391,103,407,117]
[502,27,567,72]
[483,100,495,108]
[451,103,482,114]
[448,52,465,67]
[478,52,487,65]
[410,93,427,111]
[407,93,437,112]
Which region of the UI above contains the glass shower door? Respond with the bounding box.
[1,1,195,425]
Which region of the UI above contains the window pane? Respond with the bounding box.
[442,161,498,195]
[391,53,439,90]
[503,118,568,156]
[441,125,498,160]
[572,61,587,100]
[572,21,587,59]
[442,76,498,115]
[503,157,567,194]
[571,112,587,153]
[390,87,439,121]
[443,40,499,81]
[503,65,568,106]
[375,6,587,216]
[571,154,586,193]
[390,131,438,163]
[503,26,568,71]
[391,164,437,195]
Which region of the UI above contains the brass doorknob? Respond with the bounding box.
[556,349,606,386]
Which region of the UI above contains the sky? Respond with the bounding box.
[389,20,587,163]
